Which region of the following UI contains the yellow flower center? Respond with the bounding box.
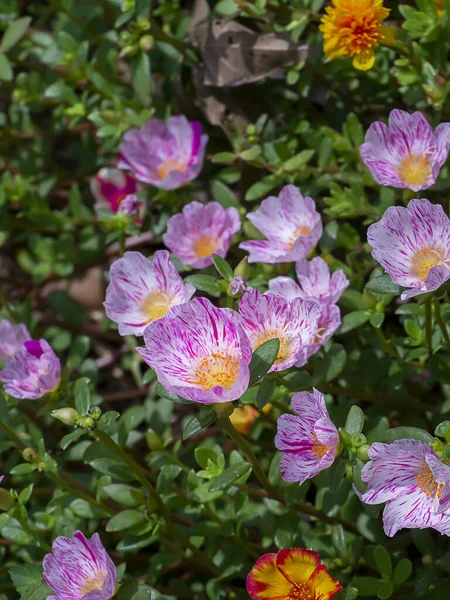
[142,290,171,323]
[254,332,290,367]
[411,246,444,281]
[192,236,219,259]
[157,159,187,181]
[416,464,444,499]
[287,226,312,249]
[192,352,240,391]
[320,0,390,70]
[311,434,332,460]
[288,582,318,600]
[397,154,432,188]
[80,571,106,596]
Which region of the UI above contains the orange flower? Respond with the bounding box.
[247,548,342,600]
[230,404,271,434]
[320,0,394,71]
[436,0,443,15]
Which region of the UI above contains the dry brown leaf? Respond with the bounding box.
[190,0,316,87]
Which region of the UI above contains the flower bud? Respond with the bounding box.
[22,448,37,463]
[351,433,367,448]
[79,417,95,430]
[51,408,79,426]
[90,407,102,421]
[140,34,154,51]
[146,429,164,451]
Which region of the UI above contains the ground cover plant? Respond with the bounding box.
[1,0,450,599]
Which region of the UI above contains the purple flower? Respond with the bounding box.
[0,339,60,400]
[163,201,240,269]
[90,168,137,213]
[0,320,31,362]
[360,110,450,192]
[367,198,450,300]
[118,116,208,190]
[268,257,349,306]
[275,388,339,485]
[104,250,195,336]
[239,185,322,264]
[138,297,252,403]
[359,439,450,537]
[238,289,320,372]
[230,276,250,297]
[43,530,116,600]
[295,304,341,367]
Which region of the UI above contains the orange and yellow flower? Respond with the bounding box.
[320,0,393,71]
[436,0,443,16]
[246,548,342,600]
[230,404,271,434]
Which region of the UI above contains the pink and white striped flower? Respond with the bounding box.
[268,257,349,306]
[0,339,60,400]
[0,320,31,363]
[360,110,450,192]
[367,198,450,300]
[104,250,195,336]
[138,297,252,403]
[118,116,208,190]
[90,168,138,213]
[43,530,116,600]
[239,185,322,264]
[275,388,339,485]
[360,439,450,537]
[295,304,341,368]
[163,201,240,269]
[238,289,320,372]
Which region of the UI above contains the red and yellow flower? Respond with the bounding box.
[246,548,342,600]
[230,404,271,435]
[436,0,443,16]
[320,0,394,71]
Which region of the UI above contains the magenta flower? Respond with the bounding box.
[163,201,240,269]
[367,198,450,300]
[238,289,320,372]
[90,168,137,213]
[43,530,116,600]
[360,110,450,192]
[268,257,349,306]
[104,250,195,336]
[275,388,339,485]
[0,340,60,400]
[295,304,341,368]
[359,439,450,537]
[0,320,31,363]
[138,297,252,403]
[239,185,322,263]
[118,116,208,190]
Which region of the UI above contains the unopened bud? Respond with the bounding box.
[357,444,370,461]
[137,18,150,31]
[119,44,137,58]
[362,289,377,310]
[139,34,154,52]
[22,448,37,463]
[435,421,450,441]
[228,276,249,298]
[79,417,95,430]
[146,429,164,451]
[90,407,102,421]
[51,408,79,426]
[351,433,367,448]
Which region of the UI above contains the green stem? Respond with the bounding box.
[434,298,450,349]
[0,288,17,323]
[15,515,52,552]
[95,430,219,574]
[0,420,26,450]
[47,472,114,515]
[374,327,401,361]
[425,298,433,354]
[220,415,361,536]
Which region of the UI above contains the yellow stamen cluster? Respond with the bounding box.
[320,0,391,71]
[192,352,240,391]
[157,159,187,181]
[397,154,432,188]
[142,290,171,323]
[193,236,219,259]
[411,246,444,282]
